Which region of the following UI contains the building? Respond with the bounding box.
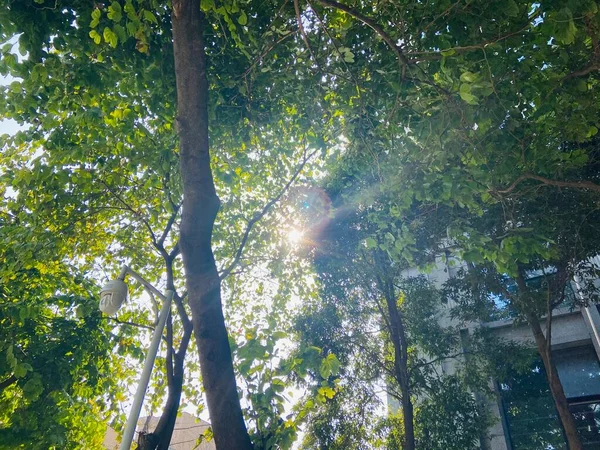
[103,412,215,450]
[403,257,600,450]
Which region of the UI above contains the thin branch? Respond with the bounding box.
[173,293,192,337]
[314,0,410,66]
[409,352,469,375]
[294,0,320,66]
[496,173,600,195]
[165,311,175,386]
[407,10,543,61]
[307,0,366,101]
[241,31,297,78]
[158,206,181,248]
[562,64,600,82]
[148,290,160,325]
[169,240,180,259]
[98,178,158,246]
[421,0,467,33]
[105,317,170,345]
[219,148,319,280]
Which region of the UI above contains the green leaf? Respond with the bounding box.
[504,0,519,17]
[107,2,123,22]
[554,8,578,44]
[238,11,248,26]
[90,9,101,28]
[14,362,32,378]
[365,237,377,249]
[91,29,102,44]
[200,0,215,11]
[23,375,44,401]
[459,83,478,105]
[143,10,158,25]
[459,71,478,83]
[103,27,118,48]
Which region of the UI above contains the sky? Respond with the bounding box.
[1,72,24,136]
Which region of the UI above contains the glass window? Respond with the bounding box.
[490,277,578,321]
[499,362,566,450]
[554,346,600,399]
[499,346,600,450]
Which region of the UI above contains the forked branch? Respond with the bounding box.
[219,147,318,280]
[314,0,410,66]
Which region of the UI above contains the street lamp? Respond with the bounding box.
[99,265,173,450]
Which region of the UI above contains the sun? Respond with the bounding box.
[286,229,304,245]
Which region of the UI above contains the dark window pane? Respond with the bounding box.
[554,346,600,399]
[571,402,600,449]
[499,362,566,450]
[500,347,600,449]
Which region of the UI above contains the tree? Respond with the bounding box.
[1,0,330,447]
[440,180,600,450]
[289,180,490,449]
[4,0,600,449]
[0,207,119,448]
[291,1,600,447]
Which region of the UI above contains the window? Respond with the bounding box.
[490,276,578,321]
[499,346,600,449]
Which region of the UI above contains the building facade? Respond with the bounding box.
[403,258,600,450]
[103,412,215,450]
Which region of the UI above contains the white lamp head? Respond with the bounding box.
[99,278,128,315]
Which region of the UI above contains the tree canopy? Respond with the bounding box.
[1,0,600,449]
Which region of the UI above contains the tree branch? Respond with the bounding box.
[314,0,410,66]
[106,316,156,333]
[407,10,542,61]
[165,311,175,386]
[158,206,181,248]
[98,178,159,246]
[0,374,17,393]
[219,148,318,280]
[241,31,297,78]
[562,64,600,82]
[409,352,469,376]
[496,173,600,195]
[294,0,320,66]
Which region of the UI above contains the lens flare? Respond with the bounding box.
[287,229,304,244]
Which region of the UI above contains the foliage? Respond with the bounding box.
[0,229,116,449]
[2,0,600,447]
[290,186,492,448]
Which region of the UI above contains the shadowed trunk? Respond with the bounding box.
[384,289,416,450]
[137,352,185,450]
[376,266,415,450]
[171,1,253,449]
[527,314,583,450]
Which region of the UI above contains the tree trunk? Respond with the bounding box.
[384,290,416,450]
[527,315,583,450]
[171,1,253,449]
[137,355,185,450]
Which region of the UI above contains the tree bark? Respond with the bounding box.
[137,354,185,450]
[384,285,416,450]
[527,314,584,450]
[171,1,253,449]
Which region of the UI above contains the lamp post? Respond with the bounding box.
[99,265,173,450]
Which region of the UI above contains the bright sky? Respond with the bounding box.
[1,72,25,136]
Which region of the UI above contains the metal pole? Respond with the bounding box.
[119,290,174,450]
[119,265,167,301]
